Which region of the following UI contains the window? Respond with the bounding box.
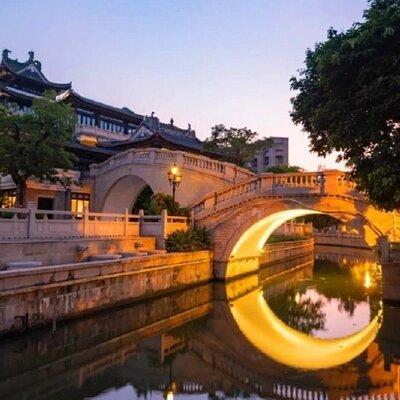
[264,156,270,166]
[0,189,16,208]
[275,155,284,164]
[70,193,90,213]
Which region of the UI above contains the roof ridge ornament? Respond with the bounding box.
[2,49,11,60]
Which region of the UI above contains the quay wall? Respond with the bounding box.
[0,250,213,334]
[314,233,369,249]
[260,238,314,266]
[0,236,156,269]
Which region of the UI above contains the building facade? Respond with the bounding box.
[252,137,289,173]
[0,49,203,212]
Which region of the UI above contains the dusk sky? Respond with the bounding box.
[1,0,369,170]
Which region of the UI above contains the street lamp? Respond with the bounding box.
[167,164,182,203]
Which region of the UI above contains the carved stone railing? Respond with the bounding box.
[89,147,255,183]
[0,207,187,241]
[191,170,357,216]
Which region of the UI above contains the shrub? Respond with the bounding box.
[166,226,212,252]
[145,193,189,217]
[266,234,311,244]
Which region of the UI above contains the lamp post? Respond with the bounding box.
[167,164,182,203]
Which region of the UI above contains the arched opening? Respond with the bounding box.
[102,175,154,213]
[131,185,154,213]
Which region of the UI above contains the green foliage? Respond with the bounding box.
[131,185,154,213]
[290,0,400,210]
[203,124,272,167]
[294,214,341,230]
[264,165,302,173]
[266,234,311,243]
[165,226,212,252]
[144,192,189,217]
[0,90,76,206]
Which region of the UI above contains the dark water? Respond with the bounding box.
[1,248,399,400]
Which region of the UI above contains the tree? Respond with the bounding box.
[265,165,302,173]
[203,124,272,167]
[290,0,400,210]
[144,192,189,217]
[0,91,76,206]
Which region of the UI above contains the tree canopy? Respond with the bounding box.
[203,124,272,167]
[265,165,302,173]
[0,91,76,206]
[290,0,400,211]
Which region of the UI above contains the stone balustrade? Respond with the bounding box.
[0,206,187,241]
[192,170,357,215]
[89,147,254,183]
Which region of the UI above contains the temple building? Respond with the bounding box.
[0,49,203,211]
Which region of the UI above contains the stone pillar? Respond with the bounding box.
[27,201,36,239]
[139,209,144,236]
[83,206,89,237]
[379,236,390,263]
[124,208,129,237]
[161,209,168,238]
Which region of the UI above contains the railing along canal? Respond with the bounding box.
[0,207,187,240]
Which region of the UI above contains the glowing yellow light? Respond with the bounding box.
[231,209,323,259]
[170,166,179,175]
[165,390,174,400]
[228,288,382,370]
[364,271,372,289]
[294,292,301,304]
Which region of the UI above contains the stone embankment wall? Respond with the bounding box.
[314,233,369,249]
[0,236,156,269]
[0,251,213,334]
[260,238,314,266]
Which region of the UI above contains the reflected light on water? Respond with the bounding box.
[229,289,382,370]
[364,271,372,289]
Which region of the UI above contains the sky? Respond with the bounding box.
[0,0,369,170]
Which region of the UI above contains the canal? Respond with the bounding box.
[0,247,399,400]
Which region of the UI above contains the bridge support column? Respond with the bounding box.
[382,262,400,303]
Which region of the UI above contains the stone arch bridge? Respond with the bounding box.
[89,147,253,212]
[191,171,397,279]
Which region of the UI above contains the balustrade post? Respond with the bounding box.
[139,209,144,236]
[161,209,168,238]
[124,208,129,237]
[27,202,36,239]
[83,206,89,238]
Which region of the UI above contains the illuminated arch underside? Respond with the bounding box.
[230,289,381,370]
[231,209,323,259]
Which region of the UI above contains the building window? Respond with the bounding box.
[70,193,90,213]
[275,155,284,164]
[264,156,270,166]
[0,189,16,208]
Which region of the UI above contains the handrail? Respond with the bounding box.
[190,170,358,216]
[89,147,255,183]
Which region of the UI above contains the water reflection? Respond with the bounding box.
[0,250,399,400]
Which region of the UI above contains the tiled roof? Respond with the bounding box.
[1,49,71,90]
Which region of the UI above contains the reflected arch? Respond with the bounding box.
[227,284,382,370]
[102,175,153,213]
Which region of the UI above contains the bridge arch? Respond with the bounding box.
[89,148,254,212]
[102,175,152,213]
[196,193,393,279]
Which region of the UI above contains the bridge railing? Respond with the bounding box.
[191,170,357,216]
[89,147,255,183]
[0,206,188,241]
